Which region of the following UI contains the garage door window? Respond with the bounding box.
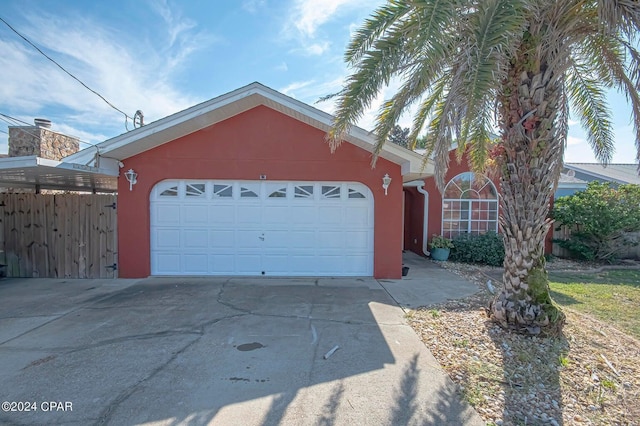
[348,188,366,199]
[267,187,285,198]
[213,184,232,198]
[294,185,314,198]
[321,185,340,199]
[240,186,259,198]
[158,182,179,197]
[186,183,205,197]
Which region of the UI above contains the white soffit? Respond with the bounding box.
[63,82,434,182]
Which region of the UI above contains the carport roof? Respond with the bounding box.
[0,155,117,192]
[63,82,434,182]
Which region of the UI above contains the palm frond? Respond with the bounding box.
[566,61,615,164]
[428,100,455,191]
[597,0,640,40]
[426,67,470,190]
[457,0,526,158]
[620,39,640,90]
[550,81,570,192]
[330,0,466,150]
[371,36,458,156]
[467,109,492,173]
[580,33,640,163]
[345,1,412,65]
[407,75,450,150]
[327,37,409,149]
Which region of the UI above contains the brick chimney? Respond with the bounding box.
[8,119,79,160]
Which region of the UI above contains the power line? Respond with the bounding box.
[0,115,49,142]
[0,112,95,147]
[0,112,31,126]
[0,129,8,135]
[0,16,133,123]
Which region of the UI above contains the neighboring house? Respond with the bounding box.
[0,119,102,193]
[554,163,640,198]
[555,170,588,198]
[561,162,640,191]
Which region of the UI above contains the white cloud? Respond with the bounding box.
[274,62,288,72]
[280,80,315,97]
[283,0,380,57]
[567,135,583,146]
[242,0,266,13]
[280,77,344,105]
[305,42,331,56]
[0,6,212,151]
[148,0,219,74]
[291,0,367,37]
[53,123,109,147]
[149,0,197,48]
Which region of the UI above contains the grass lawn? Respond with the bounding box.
[549,269,640,339]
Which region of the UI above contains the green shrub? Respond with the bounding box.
[429,234,454,249]
[552,182,640,262]
[449,232,505,266]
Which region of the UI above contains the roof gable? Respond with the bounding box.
[63,82,432,181]
[564,163,640,185]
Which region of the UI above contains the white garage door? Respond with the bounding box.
[150,180,374,276]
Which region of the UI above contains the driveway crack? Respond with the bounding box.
[94,332,202,426]
[216,279,253,314]
[93,311,245,425]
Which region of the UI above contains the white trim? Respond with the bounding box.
[557,182,587,189]
[416,184,430,256]
[441,172,499,238]
[403,180,430,256]
[63,83,433,182]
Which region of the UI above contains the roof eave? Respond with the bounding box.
[63,82,431,179]
[0,156,118,192]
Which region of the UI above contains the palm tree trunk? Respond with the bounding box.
[490,58,566,335]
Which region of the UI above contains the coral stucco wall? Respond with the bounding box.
[404,152,486,256]
[117,106,403,279]
[404,150,554,257]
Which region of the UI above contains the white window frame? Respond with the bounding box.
[441,172,499,238]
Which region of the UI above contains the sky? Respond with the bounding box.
[0,0,638,164]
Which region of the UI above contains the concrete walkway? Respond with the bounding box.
[0,274,484,426]
[379,251,481,309]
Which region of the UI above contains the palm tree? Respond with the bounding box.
[328,0,640,335]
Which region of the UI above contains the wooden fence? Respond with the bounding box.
[552,225,640,260]
[0,193,117,278]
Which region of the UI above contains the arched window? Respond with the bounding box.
[442,172,499,238]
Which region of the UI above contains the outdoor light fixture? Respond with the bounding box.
[382,173,392,195]
[124,169,138,191]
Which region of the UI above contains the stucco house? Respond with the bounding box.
[54,82,434,279]
[9,83,627,278]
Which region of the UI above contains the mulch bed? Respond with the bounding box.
[406,260,640,426]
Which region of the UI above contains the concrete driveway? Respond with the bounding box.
[0,276,482,426]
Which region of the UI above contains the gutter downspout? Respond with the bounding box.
[403,180,430,256]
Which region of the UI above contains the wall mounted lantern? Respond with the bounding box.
[124,169,138,191]
[382,173,392,195]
